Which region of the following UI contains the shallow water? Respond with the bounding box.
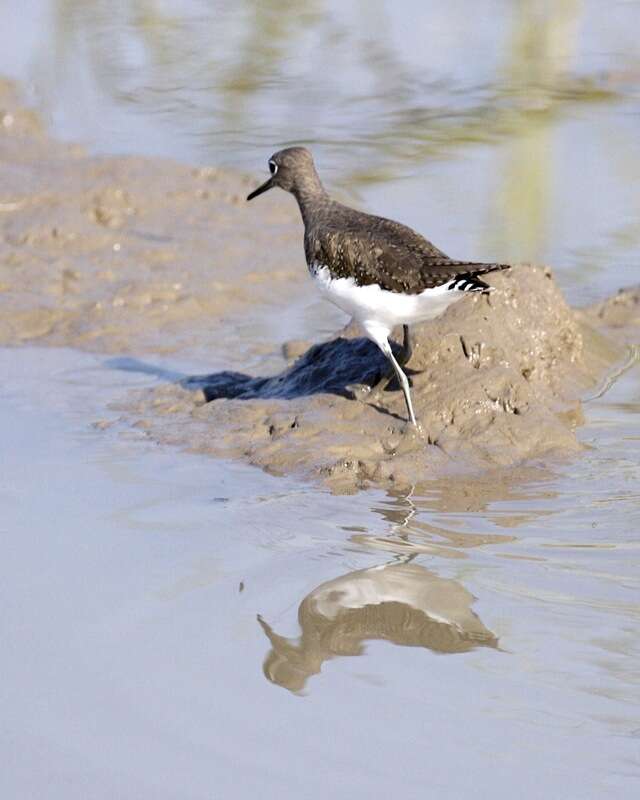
[2,347,639,799]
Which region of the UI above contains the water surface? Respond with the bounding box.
[2,348,639,799]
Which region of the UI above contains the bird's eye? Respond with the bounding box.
[269,160,278,175]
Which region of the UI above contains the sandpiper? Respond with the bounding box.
[247,147,509,426]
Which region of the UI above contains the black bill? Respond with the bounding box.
[247,177,275,201]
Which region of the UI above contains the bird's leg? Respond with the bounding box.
[366,325,413,396]
[379,337,418,426]
[398,324,413,367]
[348,326,416,416]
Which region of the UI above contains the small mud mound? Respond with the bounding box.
[117,265,630,491]
[580,285,640,342]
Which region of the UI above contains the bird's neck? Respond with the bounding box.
[292,178,329,226]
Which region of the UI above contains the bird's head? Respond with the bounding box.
[247,147,323,201]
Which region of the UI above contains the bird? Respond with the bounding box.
[247,147,510,426]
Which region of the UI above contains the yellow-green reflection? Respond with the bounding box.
[486,0,580,264]
[38,0,626,176]
[258,558,497,693]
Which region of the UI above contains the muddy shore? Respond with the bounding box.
[0,78,306,360]
[1,77,637,490]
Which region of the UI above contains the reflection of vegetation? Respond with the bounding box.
[487,0,580,263]
[41,0,630,179]
[219,1,323,94]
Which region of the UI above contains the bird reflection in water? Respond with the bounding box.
[258,557,497,693]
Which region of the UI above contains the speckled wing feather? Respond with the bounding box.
[306,207,509,294]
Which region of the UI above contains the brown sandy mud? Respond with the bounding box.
[0,78,305,359]
[120,265,636,489]
[1,77,637,490]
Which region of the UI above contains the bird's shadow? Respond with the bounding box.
[107,336,416,406]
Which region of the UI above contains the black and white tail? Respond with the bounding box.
[448,263,510,295]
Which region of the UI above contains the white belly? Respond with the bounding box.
[311,264,462,344]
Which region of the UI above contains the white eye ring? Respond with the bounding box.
[269,160,278,175]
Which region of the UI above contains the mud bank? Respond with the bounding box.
[1,77,637,490]
[0,78,305,360]
[119,265,636,489]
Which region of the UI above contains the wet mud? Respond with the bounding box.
[1,77,638,490]
[120,264,634,489]
[580,285,640,342]
[0,78,305,360]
